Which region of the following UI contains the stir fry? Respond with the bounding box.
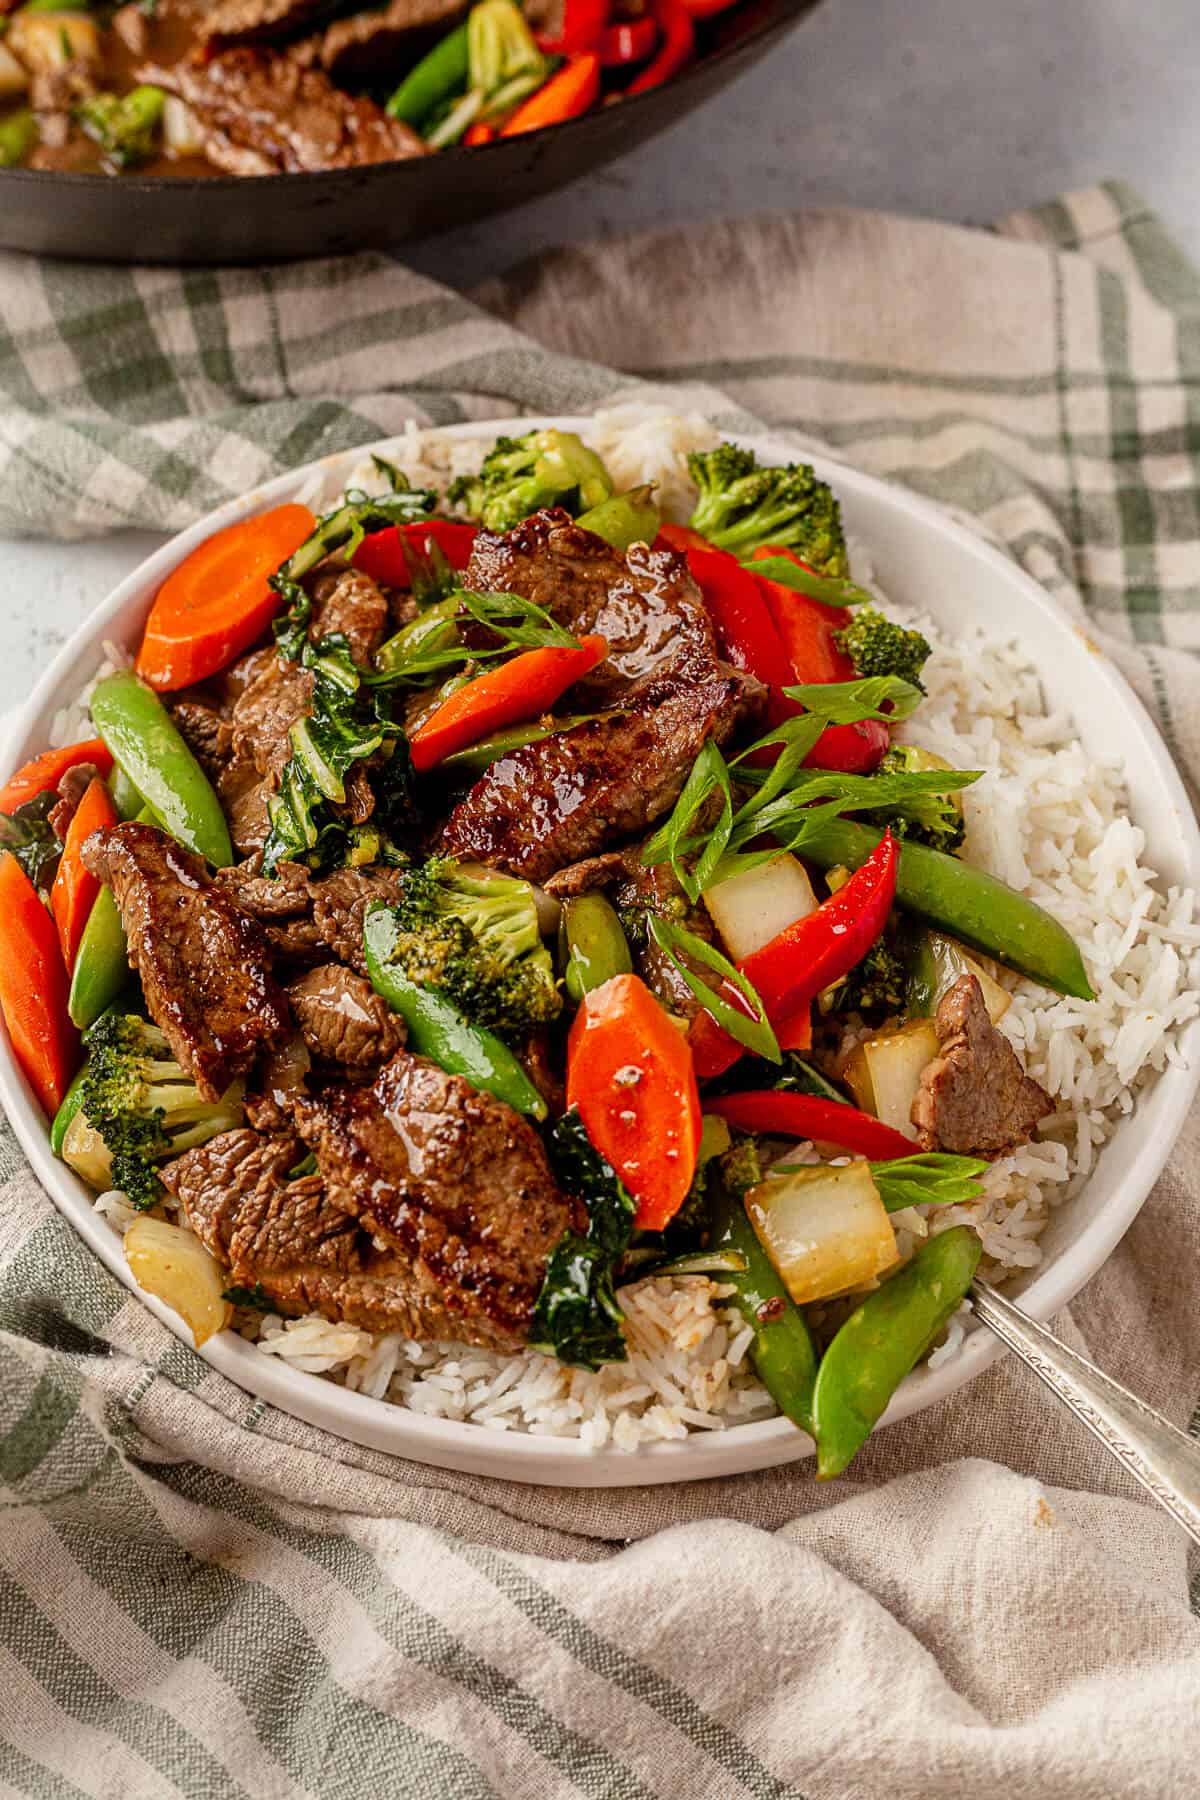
[0,0,743,176]
[0,425,1096,1474]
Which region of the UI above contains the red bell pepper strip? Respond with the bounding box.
[408,632,608,771]
[658,524,796,688]
[351,519,477,589]
[50,776,118,973]
[599,15,656,63]
[705,1091,915,1161]
[536,0,609,55]
[740,833,898,1018]
[627,0,693,91]
[748,545,890,774]
[502,53,601,134]
[677,0,738,12]
[464,121,496,145]
[688,836,897,1079]
[0,739,113,816]
[567,972,701,1231]
[0,852,79,1116]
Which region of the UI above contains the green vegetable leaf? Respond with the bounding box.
[222,1283,278,1311]
[272,486,436,661]
[0,791,61,890]
[782,675,924,723]
[529,1110,638,1370]
[370,453,407,492]
[263,636,413,875]
[868,1152,987,1212]
[750,556,874,608]
[647,915,781,1063]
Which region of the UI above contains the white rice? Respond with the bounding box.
[84,411,1200,1447]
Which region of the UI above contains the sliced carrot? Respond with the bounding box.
[567,972,701,1232]
[0,852,79,1115]
[0,739,113,815]
[136,502,316,693]
[50,776,118,973]
[408,633,608,773]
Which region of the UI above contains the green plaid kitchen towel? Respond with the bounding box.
[1,182,1199,1799]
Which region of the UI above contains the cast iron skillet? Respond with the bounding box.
[0,0,822,264]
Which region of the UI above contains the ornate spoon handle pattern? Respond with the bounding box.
[971,1279,1200,1548]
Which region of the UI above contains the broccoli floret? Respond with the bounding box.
[719,1136,764,1195]
[448,430,614,532]
[686,443,848,572]
[77,1014,244,1209]
[826,936,909,1021]
[75,86,165,171]
[388,857,561,1038]
[861,745,967,854]
[835,607,931,691]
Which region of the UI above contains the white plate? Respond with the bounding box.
[3,418,1198,1487]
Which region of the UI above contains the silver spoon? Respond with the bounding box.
[971,1279,1200,1547]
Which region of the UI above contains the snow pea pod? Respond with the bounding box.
[710,1178,818,1434]
[363,904,546,1120]
[107,762,145,822]
[560,893,632,1004]
[801,818,1093,1001]
[811,1224,981,1478]
[90,672,232,868]
[386,22,470,124]
[67,885,128,1031]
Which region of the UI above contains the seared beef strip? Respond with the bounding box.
[441,514,762,879]
[287,965,404,1070]
[545,845,717,1018]
[216,857,407,974]
[172,702,234,785]
[297,0,468,83]
[140,50,426,176]
[911,974,1052,1158]
[282,1050,573,1347]
[48,761,101,844]
[308,566,391,667]
[245,1033,313,1135]
[440,657,758,882]
[464,508,720,705]
[204,0,338,48]
[81,822,290,1102]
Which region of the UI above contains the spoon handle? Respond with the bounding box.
[971,1278,1200,1547]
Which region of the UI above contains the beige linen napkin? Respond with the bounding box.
[1,182,1198,1797]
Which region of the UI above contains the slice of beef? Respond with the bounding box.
[48,761,101,844]
[287,965,404,1071]
[442,512,763,879]
[296,0,467,81]
[911,975,1053,1158]
[439,659,758,882]
[216,857,407,974]
[141,50,426,175]
[245,1032,313,1135]
[309,566,391,667]
[81,822,290,1102]
[230,654,313,784]
[172,702,234,785]
[544,844,717,1017]
[291,1049,573,1348]
[204,0,335,49]
[464,509,719,706]
[219,754,274,859]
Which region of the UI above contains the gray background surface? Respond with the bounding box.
[410,0,1200,286]
[2,0,1197,716]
